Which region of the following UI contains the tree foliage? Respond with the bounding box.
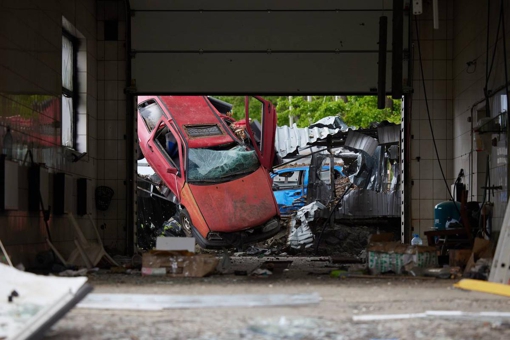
[214,96,401,128]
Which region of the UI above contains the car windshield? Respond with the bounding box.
[188,145,260,182]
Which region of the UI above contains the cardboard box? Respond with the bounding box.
[142,250,218,277]
[367,242,438,275]
[156,237,195,252]
[449,249,472,269]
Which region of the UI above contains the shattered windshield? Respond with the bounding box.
[188,145,260,182]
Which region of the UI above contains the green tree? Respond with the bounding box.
[214,96,401,129]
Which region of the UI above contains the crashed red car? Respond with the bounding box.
[137,96,280,248]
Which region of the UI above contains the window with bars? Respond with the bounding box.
[61,30,77,148]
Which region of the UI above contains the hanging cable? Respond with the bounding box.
[414,20,457,204]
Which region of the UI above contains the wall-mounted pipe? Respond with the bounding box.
[377,16,388,109]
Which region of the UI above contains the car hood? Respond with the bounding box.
[188,167,278,232]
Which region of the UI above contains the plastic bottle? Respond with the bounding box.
[411,234,423,246]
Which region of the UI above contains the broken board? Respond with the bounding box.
[0,263,92,340]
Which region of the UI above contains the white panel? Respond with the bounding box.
[4,160,19,210]
[132,12,393,51]
[132,52,393,94]
[130,0,394,10]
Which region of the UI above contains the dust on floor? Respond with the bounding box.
[47,257,510,340]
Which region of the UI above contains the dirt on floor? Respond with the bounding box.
[46,256,510,340]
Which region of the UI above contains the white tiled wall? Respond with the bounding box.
[0,0,129,267]
[410,0,455,243]
[411,0,510,242]
[96,0,128,254]
[451,0,510,236]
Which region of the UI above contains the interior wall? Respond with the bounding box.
[96,0,129,255]
[0,0,129,267]
[451,0,510,236]
[410,0,455,243]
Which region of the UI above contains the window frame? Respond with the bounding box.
[62,28,79,149]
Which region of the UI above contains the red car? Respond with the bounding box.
[137,96,280,248]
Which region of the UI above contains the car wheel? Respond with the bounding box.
[179,209,194,237]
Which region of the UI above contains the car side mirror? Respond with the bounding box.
[167,168,178,175]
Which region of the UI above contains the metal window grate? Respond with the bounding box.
[184,124,223,137]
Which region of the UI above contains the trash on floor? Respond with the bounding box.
[141,250,218,277]
[244,316,338,339]
[77,292,321,310]
[367,241,438,275]
[353,310,510,322]
[463,237,494,280]
[0,263,92,340]
[288,201,326,249]
[250,268,273,277]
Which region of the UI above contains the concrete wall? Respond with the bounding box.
[0,0,129,267]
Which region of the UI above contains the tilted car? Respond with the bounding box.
[137,96,280,248]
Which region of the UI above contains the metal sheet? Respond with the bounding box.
[131,53,392,94]
[131,12,393,51]
[377,124,401,145]
[337,189,401,218]
[344,131,379,156]
[130,0,395,11]
[78,292,321,310]
[275,124,340,158]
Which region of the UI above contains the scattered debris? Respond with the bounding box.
[250,269,273,277]
[216,252,232,274]
[244,317,338,339]
[0,263,92,339]
[288,201,326,249]
[78,292,321,310]
[142,250,218,277]
[353,310,510,322]
[367,242,438,275]
[58,268,89,277]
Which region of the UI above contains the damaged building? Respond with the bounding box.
[2,0,510,339]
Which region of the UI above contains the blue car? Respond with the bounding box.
[271,165,344,214]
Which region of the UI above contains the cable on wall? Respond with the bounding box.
[414,20,457,205]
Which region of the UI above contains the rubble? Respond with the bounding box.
[288,201,326,249]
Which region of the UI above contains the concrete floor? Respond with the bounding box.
[47,257,510,340]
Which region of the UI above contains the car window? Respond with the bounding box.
[273,170,302,188]
[139,100,166,132]
[153,124,181,171]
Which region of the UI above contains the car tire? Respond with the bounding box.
[179,209,194,237]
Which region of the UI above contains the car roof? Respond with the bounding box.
[145,96,236,148]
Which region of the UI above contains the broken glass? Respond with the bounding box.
[188,145,260,181]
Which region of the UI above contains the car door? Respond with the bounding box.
[244,96,277,170]
[272,169,305,214]
[147,121,183,202]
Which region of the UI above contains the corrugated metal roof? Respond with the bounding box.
[275,116,400,158]
[344,131,379,156]
[275,124,340,158]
